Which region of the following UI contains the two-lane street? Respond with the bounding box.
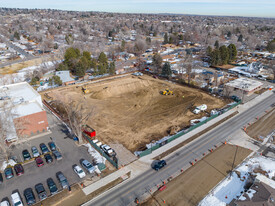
[84,93,275,206]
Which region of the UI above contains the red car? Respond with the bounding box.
[36,157,44,167]
[14,164,24,176]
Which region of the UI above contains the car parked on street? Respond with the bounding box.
[56,172,69,189]
[4,168,14,179]
[48,141,56,151]
[11,192,23,206]
[40,143,49,154]
[73,165,86,178]
[22,149,31,161]
[81,159,95,174]
[35,183,47,201]
[35,157,44,167]
[0,200,10,206]
[52,150,62,160]
[24,188,36,205]
[44,154,53,163]
[14,164,24,176]
[152,160,167,171]
[31,146,40,158]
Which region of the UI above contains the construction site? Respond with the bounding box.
[42,74,226,152]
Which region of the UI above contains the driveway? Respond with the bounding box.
[0,111,95,205]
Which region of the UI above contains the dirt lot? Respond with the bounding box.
[43,75,226,152]
[247,107,275,140]
[142,144,251,206]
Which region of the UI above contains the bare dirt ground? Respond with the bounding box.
[44,75,226,152]
[142,144,251,206]
[246,107,275,141]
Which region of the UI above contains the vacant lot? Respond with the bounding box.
[247,107,275,140]
[142,144,251,206]
[44,75,226,152]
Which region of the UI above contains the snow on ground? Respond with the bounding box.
[199,155,275,206]
[84,143,106,165]
[0,43,6,48]
[1,159,17,171]
[0,60,61,85]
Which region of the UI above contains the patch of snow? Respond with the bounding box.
[199,156,275,206]
[1,159,17,171]
[84,143,106,165]
[246,189,256,199]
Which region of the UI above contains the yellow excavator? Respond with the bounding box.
[82,86,90,94]
[161,89,173,95]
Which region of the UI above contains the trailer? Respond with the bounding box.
[82,125,96,138]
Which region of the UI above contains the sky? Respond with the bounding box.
[0,0,275,18]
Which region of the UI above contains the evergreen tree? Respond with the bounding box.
[210,50,221,66]
[14,31,20,40]
[162,62,172,77]
[121,40,126,51]
[206,46,212,56]
[267,38,275,52]
[238,34,243,42]
[163,33,169,44]
[214,40,219,49]
[108,61,116,75]
[152,53,163,73]
[228,44,237,62]
[219,45,229,65]
[98,52,108,65]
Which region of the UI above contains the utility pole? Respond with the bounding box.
[230,145,238,178]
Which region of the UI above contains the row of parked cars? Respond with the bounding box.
[0,172,69,206]
[0,142,62,183]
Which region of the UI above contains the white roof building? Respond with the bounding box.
[225,78,263,95]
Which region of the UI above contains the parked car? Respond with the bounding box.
[14,164,24,176]
[48,141,56,151]
[56,172,69,189]
[11,192,23,206]
[101,144,116,157]
[39,143,49,154]
[0,200,10,206]
[35,183,47,201]
[0,172,3,184]
[152,160,167,171]
[52,150,62,160]
[4,168,14,179]
[73,165,86,178]
[47,178,58,195]
[35,157,44,167]
[31,146,40,158]
[22,149,31,161]
[24,188,36,205]
[81,160,95,174]
[44,154,53,163]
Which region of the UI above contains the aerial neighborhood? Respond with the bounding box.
[0,5,274,206]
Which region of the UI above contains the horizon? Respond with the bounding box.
[0,0,275,18]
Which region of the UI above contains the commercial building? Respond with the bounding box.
[225,78,263,96]
[0,82,49,142]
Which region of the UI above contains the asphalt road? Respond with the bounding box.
[85,93,275,206]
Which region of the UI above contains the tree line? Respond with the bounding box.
[207,41,237,66]
[57,47,116,77]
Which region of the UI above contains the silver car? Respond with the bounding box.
[81,160,95,174]
[31,146,40,158]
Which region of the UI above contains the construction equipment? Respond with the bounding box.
[82,86,90,94]
[161,89,173,95]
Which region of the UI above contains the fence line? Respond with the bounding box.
[139,101,241,157]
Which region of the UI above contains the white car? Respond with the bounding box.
[11,192,23,206]
[101,144,116,157]
[73,165,86,178]
[0,200,10,206]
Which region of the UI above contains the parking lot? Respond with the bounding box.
[0,110,99,205]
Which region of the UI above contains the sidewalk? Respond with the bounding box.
[81,90,274,196]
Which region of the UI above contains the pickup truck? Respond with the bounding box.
[100,144,116,157]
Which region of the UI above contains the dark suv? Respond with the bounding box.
[24,188,36,205]
[152,160,167,171]
[22,149,31,161]
[47,178,58,195]
[35,183,47,200]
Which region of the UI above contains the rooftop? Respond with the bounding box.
[225,78,263,92]
[55,71,75,83]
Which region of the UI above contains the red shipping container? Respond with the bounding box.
[82,125,96,138]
